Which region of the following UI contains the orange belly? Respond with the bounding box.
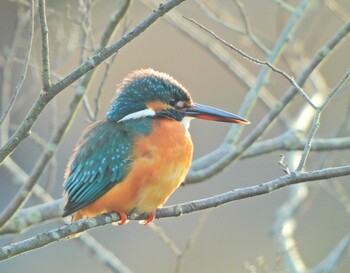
[73,118,193,221]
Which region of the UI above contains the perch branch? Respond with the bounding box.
[1,164,350,261]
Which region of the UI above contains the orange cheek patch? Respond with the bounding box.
[146,100,170,113]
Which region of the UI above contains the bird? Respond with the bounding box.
[62,68,249,225]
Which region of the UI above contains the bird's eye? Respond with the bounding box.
[169,99,177,106]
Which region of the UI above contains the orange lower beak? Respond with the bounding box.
[184,103,250,124]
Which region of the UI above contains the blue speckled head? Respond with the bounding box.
[107,69,193,121]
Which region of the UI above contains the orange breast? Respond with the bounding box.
[73,118,193,221]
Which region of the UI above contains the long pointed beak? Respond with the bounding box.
[184,103,250,124]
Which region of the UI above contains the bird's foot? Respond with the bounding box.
[115,211,128,225]
[139,211,156,225]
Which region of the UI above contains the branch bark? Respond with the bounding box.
[0,0,186,166]
[1,164,350,261]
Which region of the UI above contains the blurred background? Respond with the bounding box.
[0,0,350,272]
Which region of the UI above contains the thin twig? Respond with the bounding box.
[190,0,312,173]
[325,0,350,22]
[226,0,311,144]
[273,95,312,272]
[1,5,32,144]
[0,0,34,126]
[241,135,350,159]
[187,19,350,183]
[194,0,245,34]
[0,143,57,228]
[274,0,296,12]
[78,234,135,273]
[232,0,269,53]
[309,234,350,273]
[144,0,290,128]
[79,0,97,122]
[148,223,182,256]
[93,59,112,121]
[0,0,184,230]
[175,211,210,273]
[184,16,317,110]
[274,184,309,273]
[296,70,350,171]
[278,154,290,174]
[0,0,185,166]
[38,0,51,91]
[273,78,350,273]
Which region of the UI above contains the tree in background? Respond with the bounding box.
[0,1,350,273]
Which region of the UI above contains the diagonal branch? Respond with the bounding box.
[0,0,130,228]
[0,0,185,229]
[187,19,350,183]
[0,0,186,166]
[2,159,134,273]
[1,164,350,261]
[296,69,350,171]
[145,0,291,128]
[184,16,317,109]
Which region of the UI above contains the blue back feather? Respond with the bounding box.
[63,119,152,216]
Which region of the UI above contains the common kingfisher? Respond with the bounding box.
[63,68,249,224]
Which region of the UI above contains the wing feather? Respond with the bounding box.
[63,121,133,216]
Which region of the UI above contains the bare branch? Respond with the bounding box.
[0,0,187,230]
[0,0,34,126]
[195,0,269,53]
[0,199,63,235]
[98,1,131,50]
[1,164,350,261]
[273,84,350,272]
[187,19,350,184]
[278,154,290,174]
[0,144,57,227]
[232,0,269,53]
[309,234,350,273]
[296,70,350,171]
[38,0,51,90]
[175,211,210,273]
[145,0,291,128]
[189,0,313,174]
[148,223,182,257]
[184,16,317,110]
[0,0,186,166]
[273,0,296,12]
[2,159,134,273]
[273,184,309,273]
[76,234,135,273]
[241,135,350,159]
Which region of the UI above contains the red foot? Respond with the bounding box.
[117,212,128,225]
[140,211,156,225]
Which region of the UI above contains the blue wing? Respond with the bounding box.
[63,120,133,216]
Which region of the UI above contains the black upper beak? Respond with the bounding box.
[183,103,250,124]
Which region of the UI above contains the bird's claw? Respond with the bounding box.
[116,211,128,225]
[139,211,156,225]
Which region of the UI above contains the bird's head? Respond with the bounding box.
[107,68,250,128]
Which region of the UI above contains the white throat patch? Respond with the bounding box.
[181,117,193,130]
[118,108,156,123]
